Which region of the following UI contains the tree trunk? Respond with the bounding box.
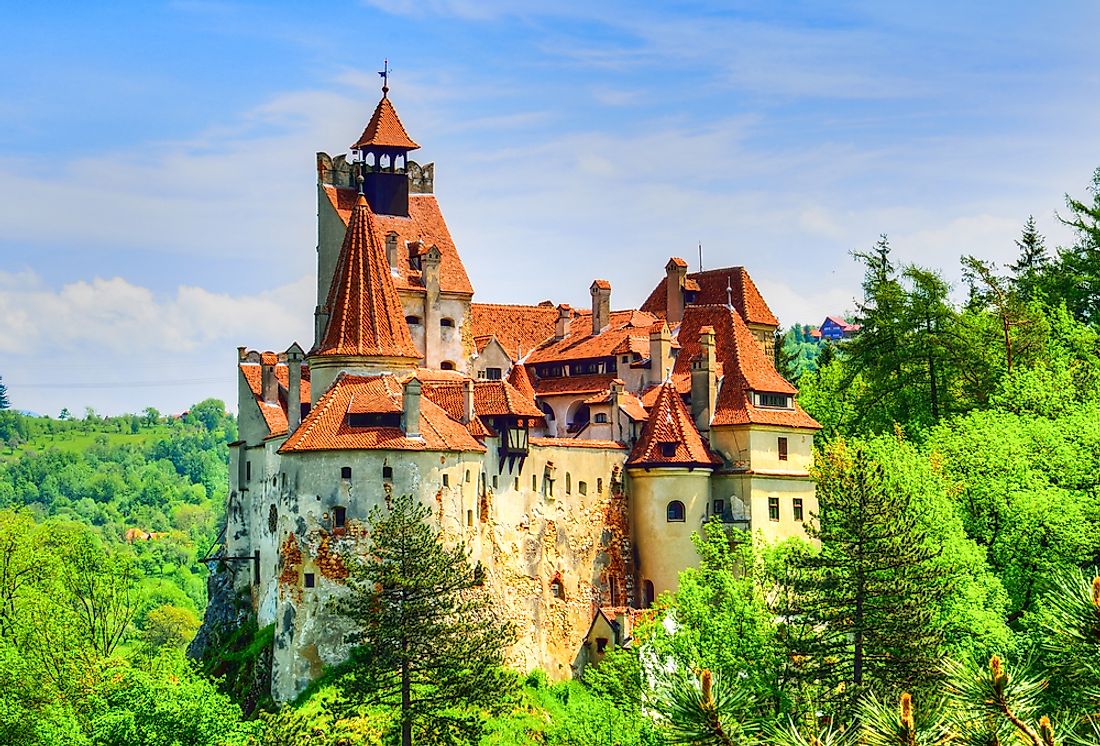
[402,652,411,746]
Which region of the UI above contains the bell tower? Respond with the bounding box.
[350,60,420,217]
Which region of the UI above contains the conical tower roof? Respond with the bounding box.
[313,193,419,360]
[628,381,719,468]
[507,362,537,402]
[351,94,419,151]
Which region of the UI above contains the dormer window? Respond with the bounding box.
[348,412,401,428]
[758,393,791,409]
[408,246,422,270]
[660,443,677,458]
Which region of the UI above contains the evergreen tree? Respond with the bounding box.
[335,493,516,746]
[1050,167,1100,324]
[0,376,8,410]
[1010,216,1049,302]
[792,439,949,717]
[775,329,799,382]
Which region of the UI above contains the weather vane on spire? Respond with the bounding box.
[379,59,390,96]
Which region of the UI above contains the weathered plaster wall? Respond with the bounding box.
[628,467,711,600]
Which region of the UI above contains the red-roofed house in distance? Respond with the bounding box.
[214,77,819,702]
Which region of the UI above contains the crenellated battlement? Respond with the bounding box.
[316,152,434,194]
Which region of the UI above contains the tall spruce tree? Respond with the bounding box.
[1010,216,1049,300]
[1051,168,1100,324]
[335,493,516,746]
[0,376,9,410]
[793,439,948,717]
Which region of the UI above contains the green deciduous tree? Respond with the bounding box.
[335,493,516,746]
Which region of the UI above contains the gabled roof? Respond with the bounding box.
[420,378,544,420]
[641,266,779,327]
[527,309,659,365]
[240,360,311,437]
[351,95,419,150]
[470,303,560,360]
[674,305,795,396]
[507,362,537,401]
[324,187,474,296]
[279,373,485,454]
[314,194,420,360]
[627,382,719,468]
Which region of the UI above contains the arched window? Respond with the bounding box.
[440,317,455,328]
[440,361,456,371]
[666,500,685,522]
[405,315,422,325]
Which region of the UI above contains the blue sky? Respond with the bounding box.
[2,1,1099,415]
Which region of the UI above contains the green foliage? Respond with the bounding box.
[0,376,9,411]
[334,492,517,745]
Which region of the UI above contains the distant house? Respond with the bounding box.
[819,316,861,340]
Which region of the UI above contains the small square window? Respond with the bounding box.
[661,443,677,458]
[768,497,780,521]
[485,367,502,380]
[596,637,608,653]
[793,498,804,521]
[341,466,352,479]
[304,573,315,588]
[578,481,587,496]
[713,499,725,517]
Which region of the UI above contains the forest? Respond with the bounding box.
[1,167,1100,744]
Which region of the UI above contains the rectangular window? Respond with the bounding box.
[442,474,450,487]
[334,506,347,528]
[768,497,780,521]
[713,499,725,517]
[341,466,352,479]
[759,393,789,408]
[532,475,538,491]
[778,437,788,461]
[467,510,473,527]
[578,481,587,496]
[304,572,315,588]
[493,475,498,490]
[246,461,252,481]
[596,637,608,653]
[793,498,804,521]
[465,470,471,483]
[485,367,502,380]
[597,478,603,494]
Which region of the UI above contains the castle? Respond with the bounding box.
[221,81,820,701]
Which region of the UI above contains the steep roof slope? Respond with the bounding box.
[351,95,419,150]
[314,193,419,359]
[642,266,779,327]
[627,382,719,468]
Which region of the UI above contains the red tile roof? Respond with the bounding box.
[711,385,821,429]
[280,374,485,454]
[674,305,795,395]
[314,194,420,360]
[641,266,779,327]
[627,382,720,468]
[529,438,627,450]
[351,95,419,150]
[582,388,650,422]
[470,303,560,360]
[507,362,536,401]
[527,309,659,365]
[533,373,619,397]
[325,187,474,296]
[240,360,312,437]
[421,379,544,420]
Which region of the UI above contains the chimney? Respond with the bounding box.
[402,377,422,438]
[422,246,442,367]
[609,379,624,443]
[261,353,279,405]
[648,323,672,384]
[237,346,248,362]
[590,280,611,335]
[463,378,475,424]
[285,343,305,434]
[314,305,330,350]
[555,304,572,340]
[691,326,717,435]
[665,257,687,325]
[385,232,398,268]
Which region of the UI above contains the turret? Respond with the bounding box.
[350,67,420,217]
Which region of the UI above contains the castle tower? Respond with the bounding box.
[308,191,420,398]
[626,381,720,605]
[350,73,420,218]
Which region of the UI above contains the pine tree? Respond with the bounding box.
[1011,216,1049,276]
[1051,168,1100,323]
[775,329,799,382]
[0,376,8,410]
[335,493,516,746]
[792,439,948,718]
